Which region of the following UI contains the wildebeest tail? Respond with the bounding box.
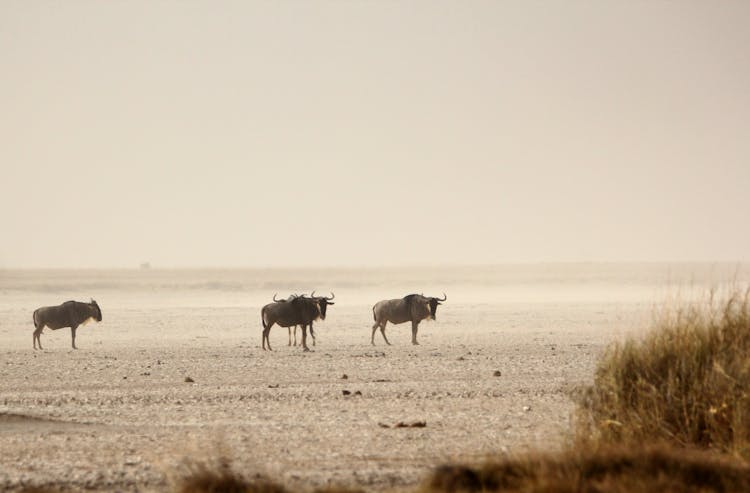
[32,309,40,330]
[372,306,376,321]
[261,306,269,330]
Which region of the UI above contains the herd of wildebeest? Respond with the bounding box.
[30,292,447,351]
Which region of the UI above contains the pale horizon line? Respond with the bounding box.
[2,260,749,271]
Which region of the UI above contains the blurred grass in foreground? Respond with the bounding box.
[578,288,750,455]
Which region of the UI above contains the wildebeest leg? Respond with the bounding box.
[288,327,292,346]
[411,321,419,345]
[71,325,78,349]
[301,325,310,352]
[380,324,391,345]
[33,327,43,350]
[293,326,297,346]
[372,321,390,346]
[262,325,273,351]
[310,322,316,346]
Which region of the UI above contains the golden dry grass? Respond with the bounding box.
[172,456,363,493]
[577,289,750,456]
[422,443,750,493]
[172,456,287,493]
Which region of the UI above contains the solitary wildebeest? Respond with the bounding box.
[262,292,335,351]
[32,299,103,350]
[371,293,446,345]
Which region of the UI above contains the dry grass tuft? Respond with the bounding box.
[423,443,750,492]
[172,455,362,493]
[173,456,287,493]
[313,489,364,493]
[577,288,750,456]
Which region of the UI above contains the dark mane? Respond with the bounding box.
[403,294,420,309]
[290,296,319,321]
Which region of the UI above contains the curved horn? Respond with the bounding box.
[437,292,447,301]
[325,292,335,300]
[310,290,316,298]
[273,293,281,302]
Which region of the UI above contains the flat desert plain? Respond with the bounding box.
[0,265,737,492]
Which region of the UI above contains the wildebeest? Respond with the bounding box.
[371,293,446,345]
[32,299,103,350]
[262,292,335,351]
[272,293,319,347]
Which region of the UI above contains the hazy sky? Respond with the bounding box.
[1,1,749,268]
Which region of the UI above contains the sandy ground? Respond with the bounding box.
[0,298,651,492]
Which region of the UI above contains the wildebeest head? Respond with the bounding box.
[402,293,442,321]
[425,293,446,320]
[310,291,335,319]
[90,299,103,321]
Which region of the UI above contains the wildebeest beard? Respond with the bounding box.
[428,298,439,319]
[318,301,328,319]
[91,301,102,321]
[309,292,335,320]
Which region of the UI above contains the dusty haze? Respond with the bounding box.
[1,1,749,268]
